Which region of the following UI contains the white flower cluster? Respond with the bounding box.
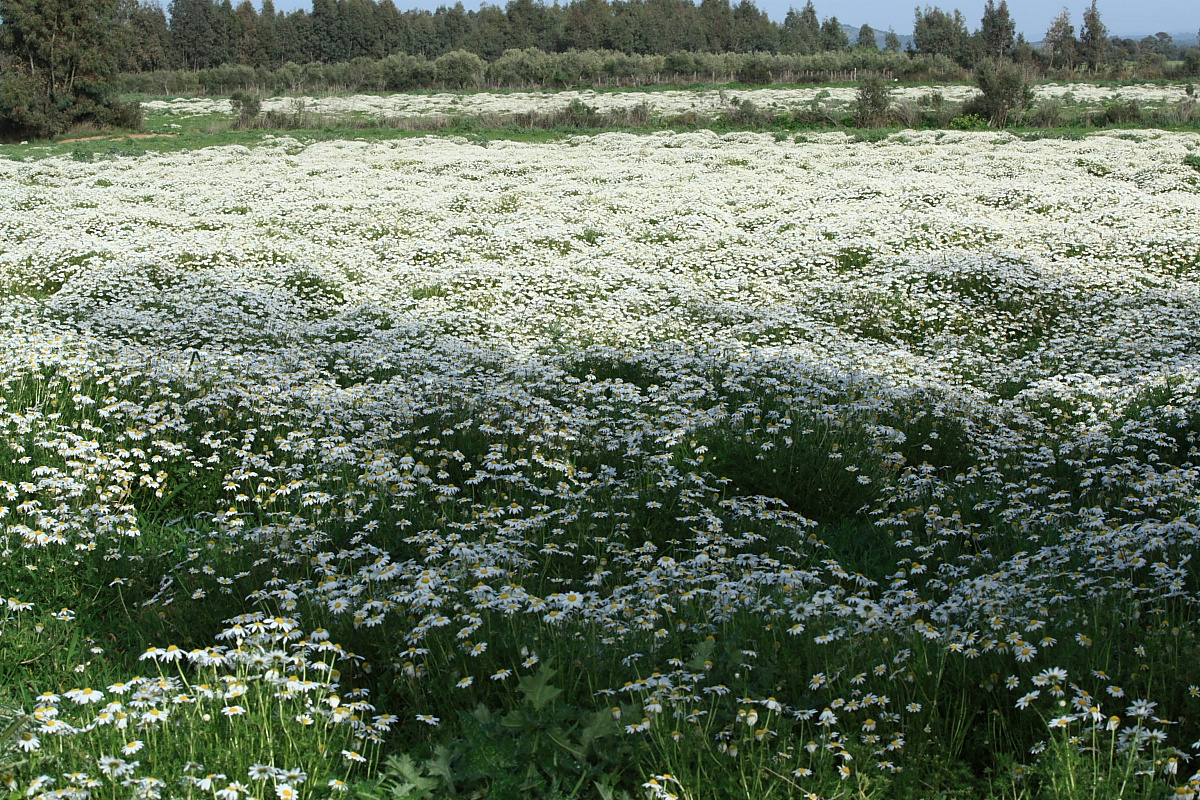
[3,126,1200,790]
[137,81,1195,119]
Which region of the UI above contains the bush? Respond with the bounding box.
[719,96,770,126]
[0,0,141,141]
[1026,99,1066,128]
[434,50,485,89]
[965,60,1033,127]
[487,48,558,87]
[949,113,989,130]
[919,90,957,127]
[892,99,920,128]
[229,90,262,128]
[1186,49,1200,78]
[1100,99,1142,125]
[0,69,141,141]
[0,69,58,139]
[854,73,894,127]
[664,50,697,77]
[736,59,773,85]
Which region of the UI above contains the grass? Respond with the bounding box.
[4,347,1196,799]
[0,122,1161,166]
[2,84,1199,162]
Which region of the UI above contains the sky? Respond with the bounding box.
[258,0,1198,41]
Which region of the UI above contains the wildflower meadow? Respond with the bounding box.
[2,121,1200,799]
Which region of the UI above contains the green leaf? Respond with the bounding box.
[577,707,618,751]
[516,664,561,712]
[686,638,716,672]
[423,745,458,798]
[379,754,438,800]
[545,725,585,760]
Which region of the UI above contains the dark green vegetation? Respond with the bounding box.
[0,0,142,139]
[4,339,1200,800]
[109,0,1200,80]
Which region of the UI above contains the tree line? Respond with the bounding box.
[117,0,1198,74]
[120,49,966,96]
[119,0,895,73]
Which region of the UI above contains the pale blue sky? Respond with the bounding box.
[259,0,1198,41]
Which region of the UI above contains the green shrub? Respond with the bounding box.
[720,97,769,126]
[1099,99,1142,126]
[0,0,138,141]
[1026,99,1066,127]
[949,113,989,130]
[736,59,773,85]
[229,89,262,128]
[854,73,894,127]
[434,50,486,89]
[965,60,1033,127]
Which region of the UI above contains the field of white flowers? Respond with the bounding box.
[139,82,1195,121]
[2,126,1200,799]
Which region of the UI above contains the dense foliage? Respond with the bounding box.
[0,0,140,139]
[132,0,1200,74]
[117,49,965,96]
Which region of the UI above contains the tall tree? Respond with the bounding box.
[979,0,1014,62]
[884,27,901,52]
[563,0,609,51]
[345,0,380,58]
[609,0,651,55]
[0,0,132,138]
[698,0,733,52]
[434,2,470,54]
[257,0,279,66]
[1042,7,1076,70]
[644,0,699,54]
[232,0,261,65]
[114,0,173,72]
[376,0,409,56]
[819,15,848,51]
[215,0,236,66]
[913,5,969,65]
[780,1,820,54]
[1140,32,1176,58]
[1079,0,1108,72]
[855,23,876,50]
[730,0,776,52]
[169,0,220,69]
[504,0,543,50]
[406,10,438,56]
[465,4,509,57]
[310,0,340,61]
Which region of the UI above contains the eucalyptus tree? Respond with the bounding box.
[0,0,136,137]
[1079,0,1108,72]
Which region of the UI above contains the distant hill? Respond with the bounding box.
[1111,30,1198,44]
[840,24,916,51]
[850,25,1197,52]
